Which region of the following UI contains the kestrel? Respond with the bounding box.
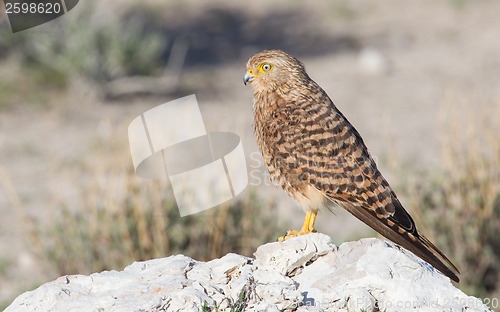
[244,49,459,282]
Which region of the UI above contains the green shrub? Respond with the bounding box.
[6,0,166,85]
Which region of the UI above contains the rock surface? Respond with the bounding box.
[4,234,491,312]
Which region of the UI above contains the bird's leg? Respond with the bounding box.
[299,211,313,233]
[307,210,317,233]
[278,211,318,242]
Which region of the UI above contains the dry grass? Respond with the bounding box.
[22,130,282,276]
[6,92,499,310]
[402,90,500,307]
[17,91,500,303]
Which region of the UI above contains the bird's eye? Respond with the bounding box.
[259,63,273,73]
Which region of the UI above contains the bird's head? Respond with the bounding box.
[244,49,308,93]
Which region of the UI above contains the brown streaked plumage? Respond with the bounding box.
[244,49,460,282]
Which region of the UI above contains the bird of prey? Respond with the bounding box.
[243,49,460,282]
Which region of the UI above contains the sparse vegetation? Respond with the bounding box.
[2,0,166,87]
[0,257,8,276]
[202,287,249,312]
[24,133,281,276]
[1,0,500,310]
[400,91,500,308]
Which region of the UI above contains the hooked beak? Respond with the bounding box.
[243,70,256,86]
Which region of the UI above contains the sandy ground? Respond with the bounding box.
[1,0,500,307]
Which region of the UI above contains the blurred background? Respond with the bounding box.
[1,0,499,309]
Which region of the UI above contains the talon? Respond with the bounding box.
[277,231,291,242]
[277,211,318,242]
[278,230,300,242]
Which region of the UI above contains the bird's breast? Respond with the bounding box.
[253,93,308,198]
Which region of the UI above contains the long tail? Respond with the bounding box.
[337,201,460,282]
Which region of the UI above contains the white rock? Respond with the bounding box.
[254,232,334,276]
[4,234,492,312]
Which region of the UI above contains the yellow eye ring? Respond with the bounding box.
[259,63,273,73]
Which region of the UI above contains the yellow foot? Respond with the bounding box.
[277,211,318,242]
[278,228,317,242]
